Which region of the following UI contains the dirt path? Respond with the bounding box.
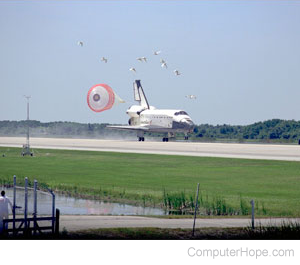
[59,215,300,231]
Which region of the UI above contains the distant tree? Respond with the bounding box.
[88,123,94,131]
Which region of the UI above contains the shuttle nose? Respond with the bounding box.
[172,117,194,130]
[181,118,194,125]
[181,118,194,129]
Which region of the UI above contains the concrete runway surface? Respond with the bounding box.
[1,137,300,161]
[59,216,300,231]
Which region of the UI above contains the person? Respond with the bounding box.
[0,190,13,233]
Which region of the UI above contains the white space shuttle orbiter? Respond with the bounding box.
[107,80,194,141]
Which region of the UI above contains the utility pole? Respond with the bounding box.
[251,199,255,229]
[22,95,33,156]
[192,183,200,237]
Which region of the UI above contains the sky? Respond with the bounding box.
[0,0,299,125]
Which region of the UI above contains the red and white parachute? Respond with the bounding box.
[87,84,125,113]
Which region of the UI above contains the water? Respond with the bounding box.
[0,187,166,216]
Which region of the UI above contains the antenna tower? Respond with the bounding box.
[22,95,33,156]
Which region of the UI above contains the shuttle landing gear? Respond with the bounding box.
[162,132,173,142]
[184,133,189,140]
[137,131,145,142]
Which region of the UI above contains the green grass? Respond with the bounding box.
[0,146,300,217]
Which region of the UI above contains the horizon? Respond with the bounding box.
[1,117,299,127]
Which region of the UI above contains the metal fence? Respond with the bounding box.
[1,176,59,236]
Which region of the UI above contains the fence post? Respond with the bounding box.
[52,192,55,233]
[55,209,60,237]
[192,183,200,237]
[13,175,16,234]
[24,177,28,232]
[33,180,37,235]
[251,199,255,229]
[47,188,56,233]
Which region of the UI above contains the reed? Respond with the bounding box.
[162,189,268,216]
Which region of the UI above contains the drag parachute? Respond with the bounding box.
[87,84,125,113]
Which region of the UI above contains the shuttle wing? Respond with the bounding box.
[107,124,172,132]
[107,125,150,131]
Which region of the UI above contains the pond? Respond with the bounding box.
[0,186,167,216]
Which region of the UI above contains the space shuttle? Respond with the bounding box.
[107,80,194,141]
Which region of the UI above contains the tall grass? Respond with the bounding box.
[163,189,268,216]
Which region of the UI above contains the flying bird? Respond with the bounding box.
[101,57,108,63]
[129,67,136,73]
[153,50,161,55]
[77,41,83,47]
[174,70,181,76]
[185,95,197,99]
[137,57,147,62]
[160,59,167,69]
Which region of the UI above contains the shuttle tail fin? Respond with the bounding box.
[133,80,149,109]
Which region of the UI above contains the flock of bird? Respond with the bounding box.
[77,41,196,99]
[128,53,181,76]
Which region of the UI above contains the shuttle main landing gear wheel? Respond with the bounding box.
[137,131,145,142]
[162,137,169,142]
[184,133,189,140]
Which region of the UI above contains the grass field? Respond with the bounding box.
[0,146,299,217]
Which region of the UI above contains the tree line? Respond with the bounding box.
[0,119,300,142]
[193,119,300,142]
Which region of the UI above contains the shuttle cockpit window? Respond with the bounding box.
[174,111,188,116]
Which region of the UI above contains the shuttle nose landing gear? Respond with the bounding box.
[138,137,145,141]
[162,137,168,142]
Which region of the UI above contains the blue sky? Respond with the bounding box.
[0,0,299,125]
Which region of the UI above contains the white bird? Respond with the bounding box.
[137,57,147,62]
[185,95,197,99]
[160,59,168,69]
[153,50,161,55]
[101,57,108,63]
[174,70,181,76]
[77,41,83,47]
[129,67,136,73]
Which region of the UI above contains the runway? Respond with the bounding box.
[1,137,300,161]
